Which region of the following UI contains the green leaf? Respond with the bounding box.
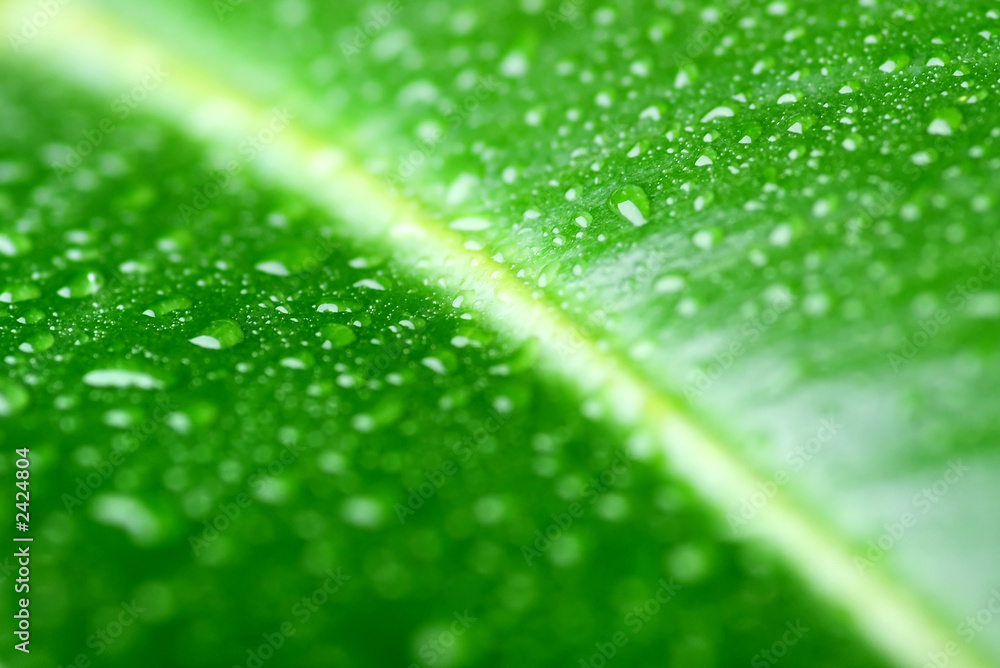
[2,1,999,667]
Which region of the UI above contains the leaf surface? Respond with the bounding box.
[2,1,1000,667]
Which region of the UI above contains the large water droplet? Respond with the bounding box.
[0,283,41,303]
[143,294,192,318]
[19,331,54,354]
[57,271,104,299]
[0,231,31,257]
[189,320,244,350]
[320,324,356,349]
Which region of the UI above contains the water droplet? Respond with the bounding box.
[655,274,686,294]
[280,356,309,370]
[189,320,244,350]
[0,378,29,417]
[928,108,962,136]
[667,544,711,584]
[769,223,793,247]
[700,106,735,123]
[693,229,720,250]
[18,308,45,325]
[19,332,54,354]
[340,496,385,528]
[449,217,491,231]
[609,185,650,227]
[316,299,360,313]
[353,279,386,291]
[320,324,356,349]
[0,231,31,257]
[0,283,40,303]
[83,369,165,390]
[422,357,447,374]
[255,261,291,276]
[928,119,952,136]
[57,271,104,299]
[90,494,163,546]
[143,294,192,318]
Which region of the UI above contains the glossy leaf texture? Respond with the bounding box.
[1,1,999,667]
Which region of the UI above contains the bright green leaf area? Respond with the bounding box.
[1,0,999,667]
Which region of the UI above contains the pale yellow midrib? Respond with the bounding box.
[2,2,992,667]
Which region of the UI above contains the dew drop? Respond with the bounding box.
[609,185,650,227]
[353,279,386,291]
[255,261,291,276]
[700,106,734,123]
[83,369,165,390]
[57,271,104,299]
[341,496,385,528]
[320,324,357,349]
[91,494,163,546]
[143,294,192,318]
[189,319,244,350]
[0,378,30,417]
[449,217,491,231]
[0,283,40,303]
[0,231,31,257]
[654,274,686,294]
[422,357,447,374]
